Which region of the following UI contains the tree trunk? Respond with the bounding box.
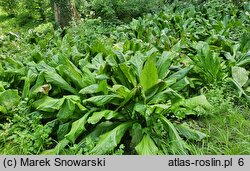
[52,0,80,28]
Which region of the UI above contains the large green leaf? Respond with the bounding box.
[148,88,183,104]
[78,121,119,147]
[167,66,193,82]
[88,110,123,124]
[79,84,99,94]
[117,87,138,109]
[119,63,137,87]
[57,99,76,122]
[57,122,71,141]
[0,90,20,111]
[65,112,91,143]
[157,114,188,154]
[44,71,78,94]
[82,95,121,106]
[140,55,158,92]
[110,85,131,98]
[135,134,159,155]
[32,96,65,112]
[236,52,250,67]
[89,122,133,154]
[175,123,207,141]
[182,95,212,109]
[57,64,85,89]
[230,78,250,101]
[130,123,143,147]
[130,52,147,78]
[170,77,190,91]
[232,66,249,87]
[157,51,176,79]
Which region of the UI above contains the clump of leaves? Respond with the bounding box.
[31,46,210,155]
[90,0,164,21]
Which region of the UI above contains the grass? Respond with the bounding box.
[189,87,250,155]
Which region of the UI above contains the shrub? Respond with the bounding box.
[90,0,164,21]
[0,0,19,16]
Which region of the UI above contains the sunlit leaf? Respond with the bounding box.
[88,110,124,124]
[65,112,91,143]
[0,90,20,111]
[140,55,158,92]
[135,134,159,155]
[90,122,133,154]
[232,66,249,87]
[32,96,65,112]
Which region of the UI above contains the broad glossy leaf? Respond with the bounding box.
[130,52,146,78]
[182,95,212,109]
[157,114,188,154]
[167,66,193,82]
[98,80,108,95]
[148,88,183,104]
[236,52,250,67]
[81,67,96,85]
[57,64,85,89]
[135,134,159,155]
[130,123,143,147]
[57,99,76,122]
[230,78,250,101]
[79,84,99,94]
[32,96,65,112]
[134,102,147,116]
[82,95,121,106]
[175,123,206,141]
[36,61,56,72]
[145,78,176,100]
[112,67,132,89]
[88,110,123,124]
[140,55,158,92]
[148,104,171,114]
[57,122,71,141]
[117,87,137,109]
[58,54,94,88]
[240,32,250,53]
[110,85,131,98]
[88,53,106,72]
[64,95,81,102]
[0,90,20,111]
[119,63,137,87]
[44,71,78,94]
[65,112,91,143]
[171,77,190,91]
[89,122,133,154]
[157,51,176,79]
[78,121,119,147]
[232,66,249,87]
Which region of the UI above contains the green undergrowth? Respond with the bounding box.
[188,86,250,154]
